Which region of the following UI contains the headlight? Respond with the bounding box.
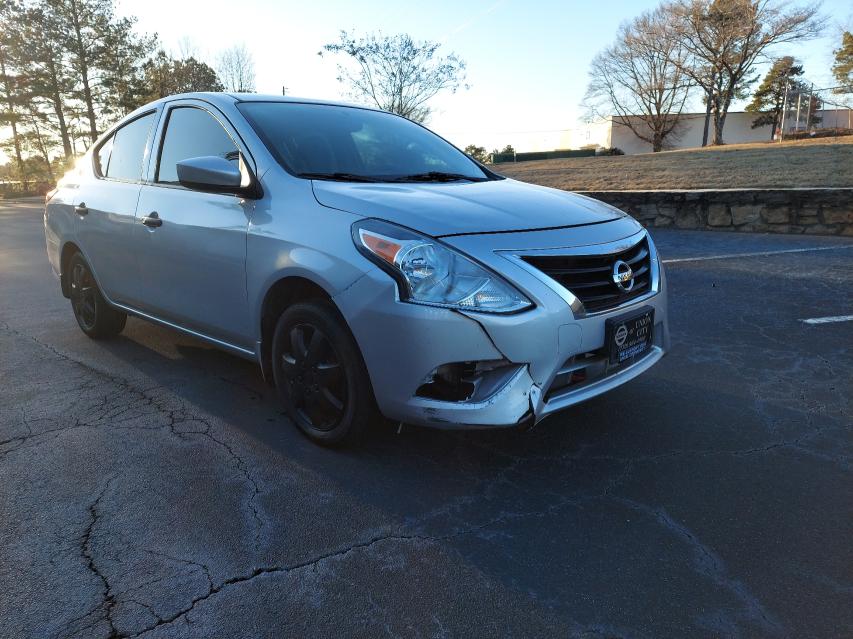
[353,219,532,314]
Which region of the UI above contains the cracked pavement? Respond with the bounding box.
[1,199,851,638]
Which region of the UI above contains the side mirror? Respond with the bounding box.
[176,155,261,198]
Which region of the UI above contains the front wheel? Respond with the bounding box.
[67,252,127,339]
[271,301,375,446]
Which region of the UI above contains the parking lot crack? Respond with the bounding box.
[614,497,784,636]
[0,322,268,551]
[77,477,120,639]
[166,411,266,551]
[125,530,491,637]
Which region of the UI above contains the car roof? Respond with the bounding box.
[154,92,383,112]
[103,92,387,149]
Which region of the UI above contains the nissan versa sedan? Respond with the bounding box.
[44,93,669,446]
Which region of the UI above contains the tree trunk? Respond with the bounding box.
[47,58,72,158]
[701,94,712,147]
[713,91,735,146]
[28,113,54,182]
[79,52,98,143]
[0,47,27,188]
[70,1,98,143]
[712,112,725,145]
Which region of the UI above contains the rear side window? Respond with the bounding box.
[103,112,156,181]
[156,107,238,184]
[95,135,114,176]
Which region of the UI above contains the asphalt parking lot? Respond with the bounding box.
[1,197,851,639]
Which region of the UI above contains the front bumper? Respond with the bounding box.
[334,224,670,429]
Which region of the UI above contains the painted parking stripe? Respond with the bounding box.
[800,315,853,325]
[662,245,853,264]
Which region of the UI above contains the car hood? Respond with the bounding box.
[310,178,626,237]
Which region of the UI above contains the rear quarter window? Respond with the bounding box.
[94,135,114,177]
[98,112,156,182]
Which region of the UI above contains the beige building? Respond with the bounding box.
[586,109,852,155]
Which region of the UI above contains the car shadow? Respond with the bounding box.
[97,316,637,474]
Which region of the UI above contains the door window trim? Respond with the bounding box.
[92,109,158,184]
[149,102,256,195]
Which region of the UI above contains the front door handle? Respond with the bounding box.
[74,203,88,216]
[141,211,162,228]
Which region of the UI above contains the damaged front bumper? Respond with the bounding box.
[334,226,670,430]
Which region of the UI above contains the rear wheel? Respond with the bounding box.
[68,252,127,339]
[271,301,375,446]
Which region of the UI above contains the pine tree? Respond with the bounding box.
[141,50,224,102]
[746,57,804,140]
[17,5,76,158]
[832,32,853,93]
[43,0,154,143]
[0,0,27,185]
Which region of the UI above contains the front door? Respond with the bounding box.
[129,104,253,348]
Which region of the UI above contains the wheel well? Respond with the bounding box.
[59,242,81,298]
[259,277,333,384]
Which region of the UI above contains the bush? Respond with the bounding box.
[596,147,625,156]
[783,128,853,140]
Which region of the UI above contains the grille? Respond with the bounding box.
[522,238,652,313]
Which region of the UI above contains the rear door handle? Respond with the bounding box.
[74,203,88,216]
[141,211,162,228]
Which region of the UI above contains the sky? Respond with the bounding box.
[119,0,850,151]
[4,0,852,162]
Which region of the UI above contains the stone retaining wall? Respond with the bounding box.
[579,188,853,236]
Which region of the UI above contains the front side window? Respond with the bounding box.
[157,107,239,184]
[104,112,156,181]
[237,102,490,182]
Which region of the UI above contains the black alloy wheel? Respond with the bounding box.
[67,252,127,338]
[272,301,375,446]
[70,260,98,331]
[281,323,346,431]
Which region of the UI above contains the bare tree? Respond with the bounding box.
[584,7,693,152]
[217,44,255,93]
[670,0,823,145]
[321,31,467,123]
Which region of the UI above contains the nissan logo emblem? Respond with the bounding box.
[611,260,635,292]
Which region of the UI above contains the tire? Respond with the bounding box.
[271,301,375,446]
[67,252,127,339]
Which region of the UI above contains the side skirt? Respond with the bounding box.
[111,301,259,363]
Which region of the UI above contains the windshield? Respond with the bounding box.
[237,102,491,183]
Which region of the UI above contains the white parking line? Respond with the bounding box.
[662,245,853,264]
[800,315,853,325]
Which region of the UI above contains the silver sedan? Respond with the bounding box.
[44,93,669,446]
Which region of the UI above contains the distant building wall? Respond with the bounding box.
[603,109,852,155]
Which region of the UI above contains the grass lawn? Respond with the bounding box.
[491,136,853,191]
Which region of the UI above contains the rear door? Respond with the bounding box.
[75,110,158,303]
[129,101,254,348]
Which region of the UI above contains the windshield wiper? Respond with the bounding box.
[298,172,379,183]
[391,171,488,183]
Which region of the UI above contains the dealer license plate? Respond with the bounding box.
[605,307,654,366]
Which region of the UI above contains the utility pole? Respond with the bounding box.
[804,83,814,133]
[794,90,802,133]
